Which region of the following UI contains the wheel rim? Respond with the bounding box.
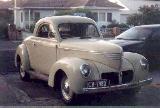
[61,76,72,101]
[19,63,25,78]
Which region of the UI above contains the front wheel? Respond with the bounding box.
[60,75,75,104]
[18,61,30,81]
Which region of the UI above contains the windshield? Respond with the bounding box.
[58,23,100,39]
[116,27,153,40]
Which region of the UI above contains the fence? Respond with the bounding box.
[7,24,22,40]
[101,27,128,38]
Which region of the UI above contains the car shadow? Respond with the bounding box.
[5,73,159,106]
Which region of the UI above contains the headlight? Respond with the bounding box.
[80,64,91,78]
[140,58,149,70]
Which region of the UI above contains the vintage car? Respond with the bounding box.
[15,16,152,104]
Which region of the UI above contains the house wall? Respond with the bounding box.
[15,10,22,28]
[91,9,121,28]
[16,8,122,30]
[16,9,56,29]
[120,14,128,24]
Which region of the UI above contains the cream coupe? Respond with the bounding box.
[15,16,152,104]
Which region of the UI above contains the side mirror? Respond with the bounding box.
[48,31,56,38]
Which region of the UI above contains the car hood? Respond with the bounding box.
[108,39,143,47]
[60,38,122,53]
[59,38,123,70]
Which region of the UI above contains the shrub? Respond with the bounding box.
[30,24,35,33]
[107,20,129,28]
[127,5,160,26]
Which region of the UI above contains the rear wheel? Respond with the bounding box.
[18,61,30,81]
[60,74,75,104]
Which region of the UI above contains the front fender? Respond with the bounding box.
[48,57,99,94]
[123,52,149,81]
[15,44,30,71]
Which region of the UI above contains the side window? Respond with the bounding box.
[152,30,160,41]
[37,24,50,38]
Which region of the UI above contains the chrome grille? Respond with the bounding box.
[105,53,122,60]
[101,70,133,86]
[101,72,119,86]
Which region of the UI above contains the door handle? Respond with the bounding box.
[64,48,70,51]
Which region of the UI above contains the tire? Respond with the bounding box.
[122,87,141,96]
[18,61,30,81]
[60,74,76,104]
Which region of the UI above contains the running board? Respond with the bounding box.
[28,70,49,81]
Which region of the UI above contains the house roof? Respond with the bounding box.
[0,0,124,10]
[16,0,123,9]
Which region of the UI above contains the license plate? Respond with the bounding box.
[87,80,109,88]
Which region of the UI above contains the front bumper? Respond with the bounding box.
[83,78,152,93]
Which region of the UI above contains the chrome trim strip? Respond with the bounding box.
[83,78,152,92]
[60,47,122,60]
[60,47,122,55]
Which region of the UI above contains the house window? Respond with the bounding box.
[25,11,29,21]
[99,13,106,22]
[107,13,112,22]
[21,12,23,22]
[34,12,40,22]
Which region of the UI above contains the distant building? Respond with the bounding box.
[13,0,124,30]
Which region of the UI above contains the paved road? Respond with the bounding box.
[0,40,21,73]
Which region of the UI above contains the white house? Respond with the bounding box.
[13,0,125,30]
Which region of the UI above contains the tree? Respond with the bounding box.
[127,13,143,26]
[127,5,160,26]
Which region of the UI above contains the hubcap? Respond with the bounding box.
[61,77,72,101]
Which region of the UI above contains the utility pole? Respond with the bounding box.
[14,0,17,25]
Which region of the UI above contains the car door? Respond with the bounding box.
[150,29,160,61]
[28,23,57,75]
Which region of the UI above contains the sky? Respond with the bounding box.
[109,0,129,10]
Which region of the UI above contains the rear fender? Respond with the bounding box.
[15,44,30,71]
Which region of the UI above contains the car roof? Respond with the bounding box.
[135,24,160,29]
[37,16,96,25]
